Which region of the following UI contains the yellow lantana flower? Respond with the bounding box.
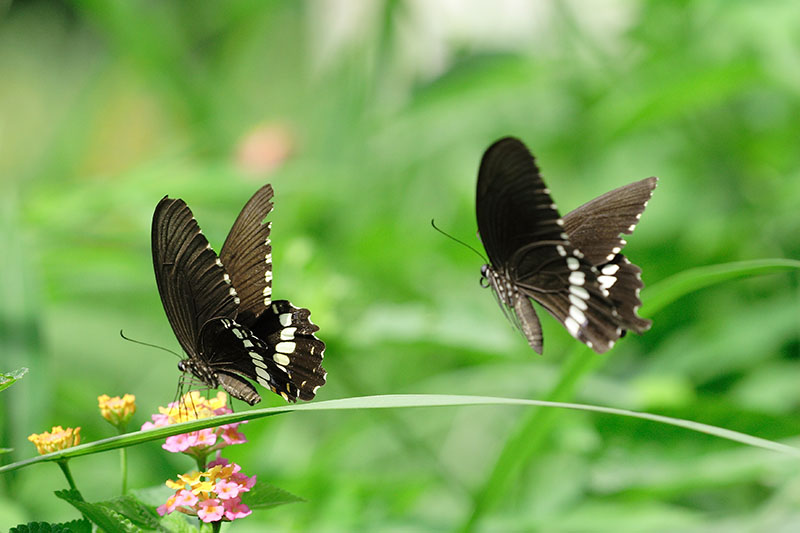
[161,391,228,423]
[28,426,81,455]
[98,394,136,428]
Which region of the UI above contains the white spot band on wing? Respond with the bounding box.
[275,341,296,354]
[568,271,585,286]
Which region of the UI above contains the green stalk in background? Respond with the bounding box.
[459,259,800,532]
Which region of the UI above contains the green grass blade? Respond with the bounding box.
[1,394,797,476]
[459,258,800,531]
[641,259,800,316]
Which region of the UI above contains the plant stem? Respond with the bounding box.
[57,460,79,493]
[120,447,128,494]
[117,425,128,494]
[459,345,600,532]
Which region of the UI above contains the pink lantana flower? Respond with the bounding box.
[214,480,241,500]
[197,499,225,523]
[159,461,255,523]
[223,499,253,520]
[220,425,247,445]
[141,391,247,463]
[148,392,257,524]
[174,489,198,508]
[156,494,177,516]
[233,472,257,491]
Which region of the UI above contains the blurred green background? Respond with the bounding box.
[2,1,800,531]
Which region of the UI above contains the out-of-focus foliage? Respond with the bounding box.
[1,1,798,531]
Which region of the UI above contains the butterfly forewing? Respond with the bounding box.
[220,184,275,326]
[152,197,239,358]
[476,138,565,266]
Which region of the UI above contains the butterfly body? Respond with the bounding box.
[476,137,655,354]
[152,185,326,405]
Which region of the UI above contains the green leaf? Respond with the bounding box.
[158,512,199,533]
[240,480,305,510]
[96,494,162,530]
[10,519,91,533]
[157,513,196,533]
[128,487,197,532]
[55,489,142,533]
[0,447,13,454]
[0,367,29,392]
[130,485,174,509]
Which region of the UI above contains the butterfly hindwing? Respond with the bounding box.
[493,235,624,354]
[199,317,298,404]
[250,300,327,402]
[563,177,657,334]
[595,255,651,332]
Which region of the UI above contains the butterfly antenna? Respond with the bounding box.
[431,219,488,263]
[120,330,182,359]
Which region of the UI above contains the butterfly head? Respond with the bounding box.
[178,358,217,388]
[480,264,492,288]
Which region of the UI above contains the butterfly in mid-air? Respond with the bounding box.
[476,137,656,354]
[152,184,326,405]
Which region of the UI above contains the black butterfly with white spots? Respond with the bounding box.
[152,184,326,405]
[476,137,656,354]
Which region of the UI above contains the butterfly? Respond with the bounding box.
[476,137,656,354]
[152,184,326,405]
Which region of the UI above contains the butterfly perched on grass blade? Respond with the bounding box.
[152,184,326,405]
[476,137,656,354]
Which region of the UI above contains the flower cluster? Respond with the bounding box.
[158,457,255,522]
[141,391,247,462]
[98,393,136,429]
[27,426,81,455]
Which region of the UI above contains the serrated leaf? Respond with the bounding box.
[130,487,196,533]
[240,481,305,510]
[59,519,92,533]
[157,512,197,533]
[55,489,142,533]
[10,519,91,533]
[97,494,162,530]
[131,485,174,508]
[0,367,29,392]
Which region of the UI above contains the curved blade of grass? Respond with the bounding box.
[641,258,800,316]
[460,258,800,532]
[1,394,798,475]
